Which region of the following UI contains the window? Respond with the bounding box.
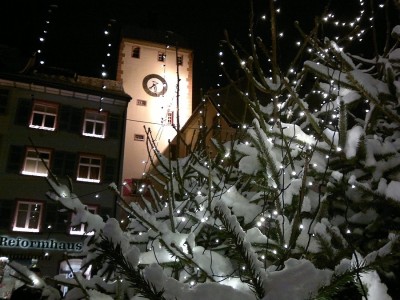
[69,206,97,235]
[82,110,107,138]
[13,200,43,232]
[29,101,58,131]
[136,99,147,106]
[177,55,183,66]
[22,147,51,177]
[134,134,145,142]
[132,46,140,58]
[166,111,174,125]
[77,155,102,183]
[158,52,166,62]
[0,89,9,114]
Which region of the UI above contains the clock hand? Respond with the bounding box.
[149,80,158,92]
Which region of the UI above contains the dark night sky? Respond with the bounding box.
[1,0,398,103]
[1,0,251,95]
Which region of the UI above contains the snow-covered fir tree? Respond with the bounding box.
[32,0,400,299]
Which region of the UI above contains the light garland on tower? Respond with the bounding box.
[36,4,58,67]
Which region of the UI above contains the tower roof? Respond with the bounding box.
[121,26,191,50]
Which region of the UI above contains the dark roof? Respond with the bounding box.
[0,45,131,102]
[121,26,191,50]
[0,71,131,102]
[206,79,258,127]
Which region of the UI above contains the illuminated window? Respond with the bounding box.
[166,111,174,125]
[69,206,97,235]
[29,101,58,131]
[22,148,51,177]
[158,52,166,62]
[13,200,43,232]
[132,46,140,58]
[82,110,107,138]
[177,55,183,66]
[136,99,147,106]
[77,155,102,183]
[134,134,145,142]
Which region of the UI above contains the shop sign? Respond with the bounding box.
[0,236,82,252]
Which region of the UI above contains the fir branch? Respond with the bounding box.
[95,237,167,300]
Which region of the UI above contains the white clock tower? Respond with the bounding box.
[116,28,193,201]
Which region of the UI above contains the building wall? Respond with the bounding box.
[117,38,193,196]
[0,77,129,279]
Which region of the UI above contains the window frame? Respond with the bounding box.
[76,154,103,183]
[177,55,183,66]
[82,109,108,139]
[12,200,44,233]
[158,52,166,62]
[166,111,174,126]
[136,99,147,106]
[132,46,140,58]
[134,134,145,142]
[69,205,98,235]
[29,100,59,131]
[21,147,51,177]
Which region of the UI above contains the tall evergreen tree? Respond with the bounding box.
[42,1,400,299]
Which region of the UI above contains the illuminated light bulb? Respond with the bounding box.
[242,266,246,270]
[257,221,262,227]
[39,37,45,42]
[337,147,342,152]
[273,210,278,215]
[261,255,265,259]
[351,185,356,189]
[346,229,351,234]
[299,224,304,229]
[260,217,265,222]
[273,250,277,254]
[48,225,52,229]
[190,281,195,286]
[104,30,109,35]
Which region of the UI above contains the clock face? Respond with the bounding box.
[142,74,168,97]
